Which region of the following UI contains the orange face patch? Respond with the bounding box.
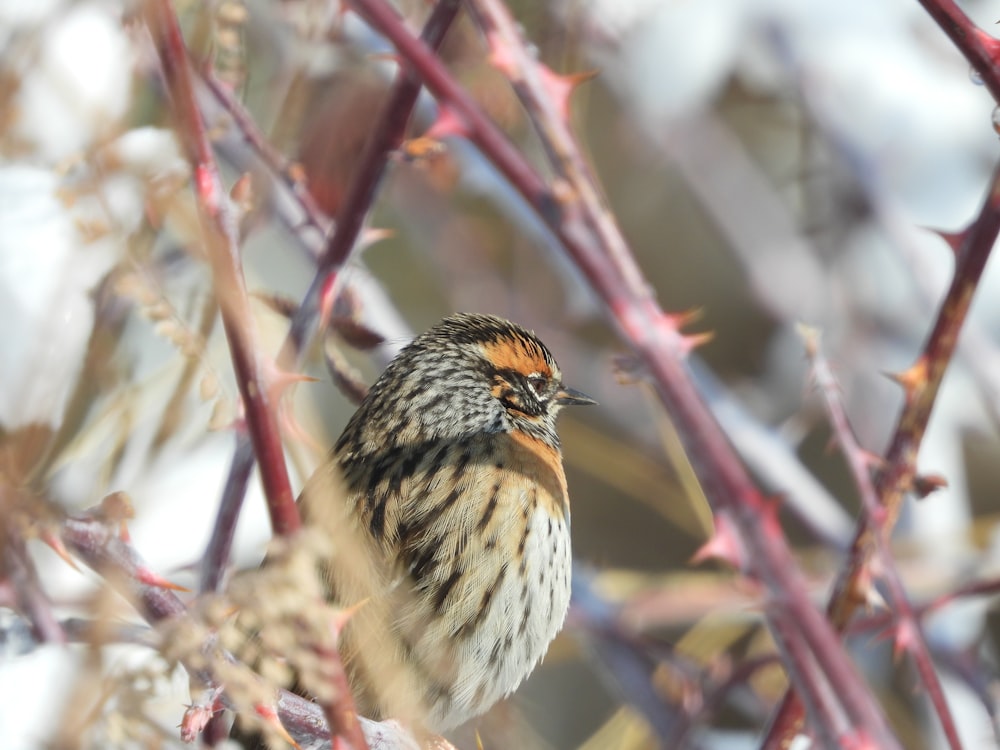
[479,336,555,380]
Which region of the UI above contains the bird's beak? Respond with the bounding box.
[554,386,598,407]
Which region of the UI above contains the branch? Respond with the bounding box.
[143,0,300,537]
[801,328,961,750]
[1,498,66,645]
[766,157,1000,748]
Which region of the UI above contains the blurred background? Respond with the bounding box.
[2,0,1000,748]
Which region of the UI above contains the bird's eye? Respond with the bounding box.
[526,375,547,396]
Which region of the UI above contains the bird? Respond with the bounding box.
[297,312,596,734]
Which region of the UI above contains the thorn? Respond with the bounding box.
[254,702,301,750]
[923,227,966,255]
[678,331,714,356]
[194,164,219,215]
[354,227,396,251]
[135,566,190,592]
[665,308,704,331]
[850,565,886,612]
[423,106,468,141]
[261,359,319,406]
[884,357,928,402]
[331,598,369,640]
[874,618,919,662]
[893,617,921,661]
[690,513,745,570]
[230,173,254,212]
[357,226,394,251]
[841,732,880,750]
[537,65,598,121]
[549,177,577,208]
[796,322,821,356]
[41,530,80,572]
[756,493,785,538]
[484,29,517,78]
[858,449,885,472]
[913,473,948,499]
[287,161,308,186]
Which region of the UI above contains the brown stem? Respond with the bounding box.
[762,3,1000,746]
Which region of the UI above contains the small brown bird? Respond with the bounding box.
[301,312,595,733]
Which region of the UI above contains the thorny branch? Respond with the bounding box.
[802,329,961,750]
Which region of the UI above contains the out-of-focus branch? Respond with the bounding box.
[345,1,901,745]
[0,492,66,645]
[197,69,331,237]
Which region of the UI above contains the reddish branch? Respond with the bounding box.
[765,1,1000,737]
[917,0,1000,105]
[803,330,961,750]
[345,0,900,745]
[143,0,300,538]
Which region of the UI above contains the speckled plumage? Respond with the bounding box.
[301,313,593,731]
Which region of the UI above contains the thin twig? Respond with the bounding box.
[802,328,962,750]
[766,161,1000,747]
[197,69,331,236]
[198,433,256,594]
